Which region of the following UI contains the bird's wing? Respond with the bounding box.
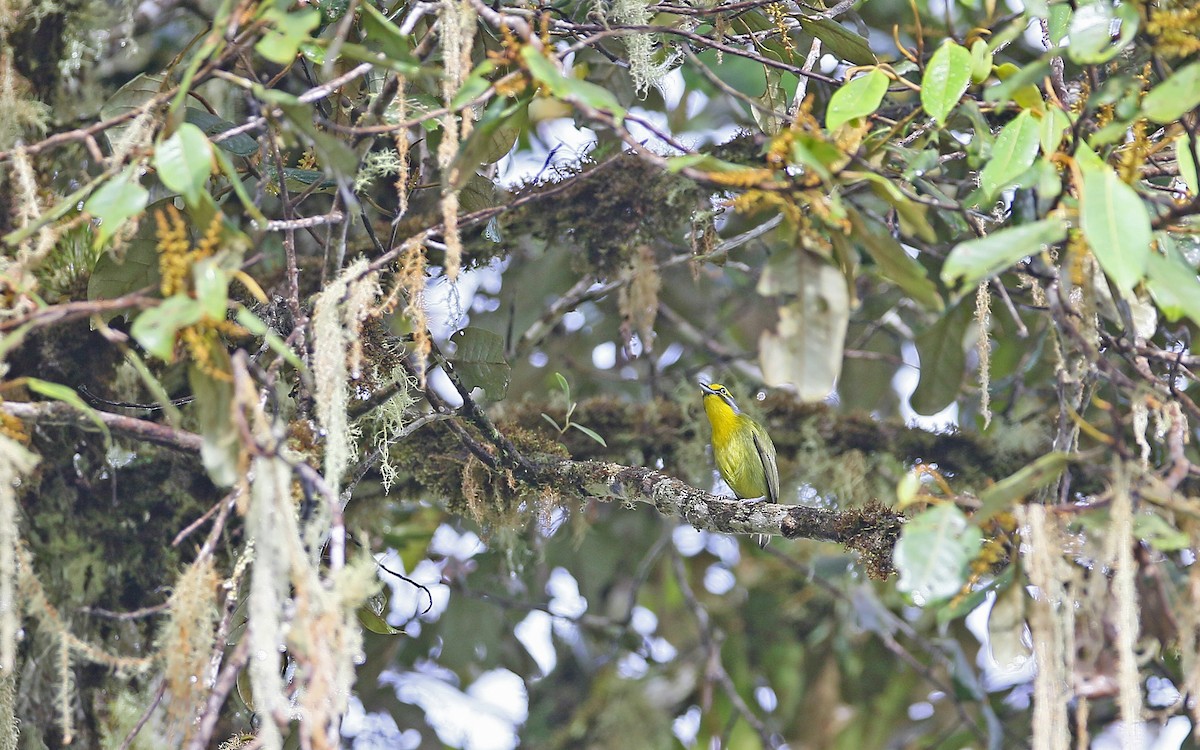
[752,430,780,505]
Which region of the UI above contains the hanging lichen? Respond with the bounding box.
[436,0,478,281]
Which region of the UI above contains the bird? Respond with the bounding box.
[699,381,780,547]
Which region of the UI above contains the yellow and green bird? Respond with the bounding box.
[699,382,780,546]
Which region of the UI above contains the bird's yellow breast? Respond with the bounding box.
[703,394,771,500]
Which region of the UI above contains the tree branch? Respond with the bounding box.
[549,459,902,578]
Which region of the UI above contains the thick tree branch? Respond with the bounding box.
[548,459,902,577]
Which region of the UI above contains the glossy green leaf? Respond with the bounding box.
[798,18,876,66]
[942,218,1067,291]
[894,504,979,605]
[130,295,203,361]
[83,169,149,250]
[184,108,259,157]
[921,41,972,125]
[976,452,1070,520]
[978,111,1041,201]
[969,39,992,84]
[1142,62,1200,124]
[25,378,111,447]
[825,69,889,131]
[357,602,405,638]
[1079,163,1151,296]
[155,123,213,205]
[985,61,1050,107]
[911,302,971,415]
[449,327,510,401]
[1039,106,1072,155]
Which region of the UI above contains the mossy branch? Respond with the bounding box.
[548,459,902,578]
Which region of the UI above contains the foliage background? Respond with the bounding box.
[0,0,1199,747]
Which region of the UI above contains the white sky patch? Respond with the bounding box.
[673,705,702,745]
[342,696,419,749]
[703,564,736,595]
[514,610,556,676]
[383,668,528,750]
[895,341,959,431]
[430,525,485,559]
[546,567,588,619]
[673,525,707,556]
[592,341,617,369]
[382,557,450,634]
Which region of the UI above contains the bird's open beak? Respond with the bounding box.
[699,381,716,395]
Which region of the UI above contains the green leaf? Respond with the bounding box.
[847,209,942,311]
[452,61,498,110]
[825,69,889,131]
[910,302,971,415]
[1079,163,1152,296]
[190,361,239,487]
[942,218,1068,291]
[184,108,259,157]
[357,600,405,633]
[1145,252,1200,325]
[1177,133,1198,196]
[937,567,1014,627]
[99,73,168,153]
[921,41,972,125]
[969,39,992,84]
[976,452,1070,520]
[1134,513,1189,552]
[256,7,321,64]
[984,61,1050,108]
[520,47,625,123]
[453,97,528,187]
[1039,106,1072,155]
[358,1,419,70]
[569,423,608,447]
[978,111,1041,202]
[449,327,511,401]
[894,504,979,605]
[83,168,149,250]
[798,18,876,66]
[130,295,204,361]
[553,371,571,401]
[87,236,161,310]
[757,249,849,402]
[1067,0,1137,64]
[847,171,937,242]
[192,257,228,319]
[25,378,112,448]
[1142,62,1200,124]
[155,123,214,205]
